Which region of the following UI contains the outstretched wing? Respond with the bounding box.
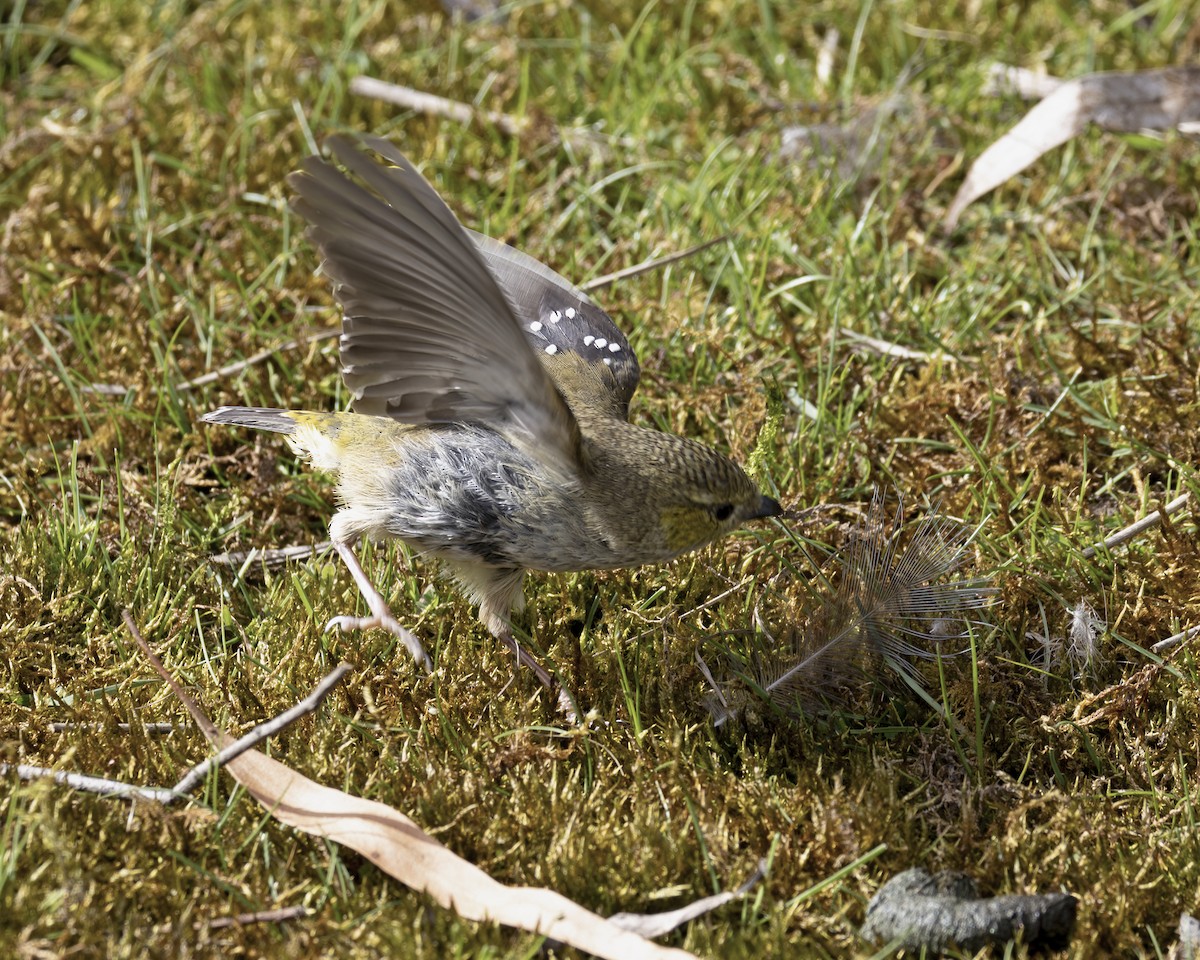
[287,135,581,471]
[469,231,641,416]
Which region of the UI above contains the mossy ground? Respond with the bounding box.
[3,1,1200,957]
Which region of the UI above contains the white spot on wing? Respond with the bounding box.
[603,357,612,366]
[550,310,562,323]
[583,335,594,346]
[529,321,543,333]
[608,342,621,352]
[593,338,607,348]
[545,344,558,355]
[565,307,576,319]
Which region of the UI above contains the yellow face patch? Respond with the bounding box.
[659,505,723,556]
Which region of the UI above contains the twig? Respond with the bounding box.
[10,643,352,803]
[121,610,221,741]
[206,906,311,929]
[3,613,355,805]
[837,327,948,363]
[1,764,179,802]
[349,75,634,154]
[1081,492,1191,559]
[80,382,130,396]
[1152,624,1200,654]
[177,329,338,392]
[210,541,330,570]
[580,236,730,292]
[349,76,525,135]
[167,662,353,799]
[49,722,176,733]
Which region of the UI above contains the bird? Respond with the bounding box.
[202,135,781,710]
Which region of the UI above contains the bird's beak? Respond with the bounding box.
[754,495,783,519]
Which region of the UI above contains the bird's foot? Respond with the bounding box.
[326,539,433,672]
[325,612,432,673]
[494,630,581,724]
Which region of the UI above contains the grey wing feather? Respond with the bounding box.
[469,231,641,412]
[286,135,581,471]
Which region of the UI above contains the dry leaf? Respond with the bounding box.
[220,750,697,959]
[983,63,1063,100]
[608,860,766,938]
[945,66,1200,229]
[1177,913,1200,960]
[128,628,699,960]
[778,95,912,180]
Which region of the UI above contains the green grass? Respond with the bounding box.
[4,0,1200,956]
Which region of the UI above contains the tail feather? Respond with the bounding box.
[201,406,364,473]
[200,406,299,435]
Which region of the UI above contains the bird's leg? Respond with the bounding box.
[325,539,433,673]
[490,622,556,690]
[492,623,579,723]
[477,587,578,722]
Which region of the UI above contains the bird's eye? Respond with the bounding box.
[713,503,735,522]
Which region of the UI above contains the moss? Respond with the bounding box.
[4,0,1200,956]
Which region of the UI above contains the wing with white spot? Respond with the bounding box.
[470,231,641,414]
[287,136,581,472]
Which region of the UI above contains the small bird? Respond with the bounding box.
[202,135,780,705]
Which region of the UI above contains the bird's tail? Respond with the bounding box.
[201,406,304,435]
[200,406,370,472]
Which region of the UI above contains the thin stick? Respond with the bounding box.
[168,662,353,798]
[2,764,179,802]
[206,906,311,930]
[178,330,338,392]
[210,541,329,569]
[1081,492,1191,559]
[49,722,176,733]
[838,327,946,363]
[11,640,353,805]
[80,382,129,396]
[349,76,525,135]
[120,611,350,802]
[580,236,729,292]
[1152,624,1200,654]
[122,610,220,741]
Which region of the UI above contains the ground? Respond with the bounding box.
[3,1,1200,957]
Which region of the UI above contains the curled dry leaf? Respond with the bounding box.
[778,94,913,180]
[218,750,698,960]
[983,63,1064,100]
[1178,913,1200,960]
[125,618,697,960]
[607,860,767,939]
[945,66,1200,229]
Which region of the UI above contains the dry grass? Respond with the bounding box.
[4,0,1200,956]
